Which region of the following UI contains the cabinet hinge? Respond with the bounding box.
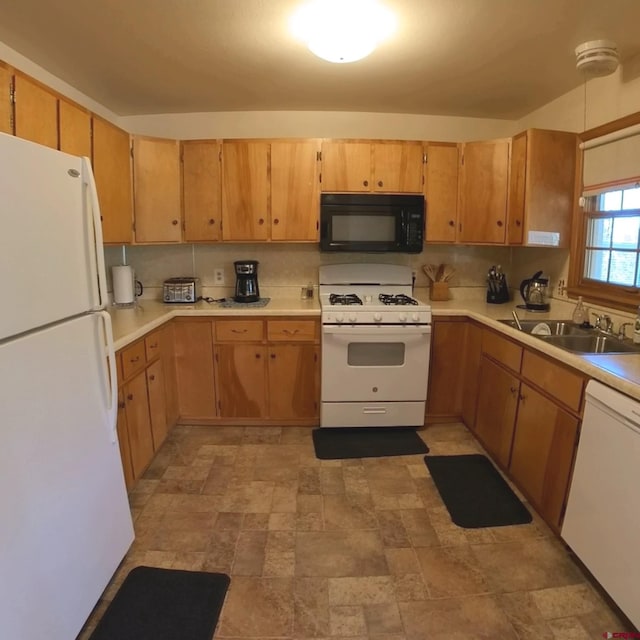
[182,220,185,231]
[314,353,318,362]
[459,222,462,232]
[316,221,319,231]
[218,149,222,161]
[132,221,136,232]
[217,400,221,412]
[423,152,427,164]
[9,82,15,104]
[461,153,464,166]
[316,151,321,162]
[215,352,219,362]
[319,172,322,184]
[130,146,134,158]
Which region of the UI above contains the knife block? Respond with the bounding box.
[430,282,449,301]
[486,281,510,304]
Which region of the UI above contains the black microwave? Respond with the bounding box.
[320,193,424,253]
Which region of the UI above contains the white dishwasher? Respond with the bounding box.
[561,380,640,629]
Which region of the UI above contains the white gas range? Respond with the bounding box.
[319,263,432,428]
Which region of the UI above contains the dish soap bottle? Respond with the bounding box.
[634,306,640,344]
[572,296,586,325]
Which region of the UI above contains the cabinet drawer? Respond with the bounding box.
[267,319,318,342]
[521,350,585,412]
[482,329,522,373]
[121,340,147,379]
[145,330,164,361]
[214,320,264,342]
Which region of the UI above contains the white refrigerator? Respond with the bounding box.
[0,133,135,639]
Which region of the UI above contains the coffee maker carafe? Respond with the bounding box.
[234,260,260,303]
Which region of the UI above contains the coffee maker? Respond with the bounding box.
[234,260,260,303]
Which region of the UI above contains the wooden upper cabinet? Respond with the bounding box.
[321,140,424,193]
[58,99,91,157]
[372,142,423,193]
[424,142,459,242]
[182,140,222,242]
[13,72,58,149]
[458,138,510,244]
[92,117,133,244]
[133,135,182,243]
[321,141,371,191]
[221,140,269,240]
[0,61,12,134]
[271,140,320,241]
[507,128,577,248]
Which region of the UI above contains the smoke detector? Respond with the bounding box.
[575,39,619,77]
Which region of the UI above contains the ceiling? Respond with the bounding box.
[1,0,640,119]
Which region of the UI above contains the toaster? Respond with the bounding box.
[163,277,199,303]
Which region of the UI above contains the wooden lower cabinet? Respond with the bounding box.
[174,319,217,420]
[474,356,519,467]
[509,383,580,528]
[215,344,268,418]
[268,344,319,419]
[123,371,155,480]
[116,390,135,491]
[461,321,482,429]
[146,359,168,448]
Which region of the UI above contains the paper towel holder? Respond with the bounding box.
[112,265,143,307]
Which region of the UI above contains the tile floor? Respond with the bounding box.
[78,423,633,639]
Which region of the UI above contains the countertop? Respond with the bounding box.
[107,293,640,402]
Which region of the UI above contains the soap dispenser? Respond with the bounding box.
[633,306,640,344]
[572,296,586,325]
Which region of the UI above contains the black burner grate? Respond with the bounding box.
[379,293,419,306]
[329,293,363,305]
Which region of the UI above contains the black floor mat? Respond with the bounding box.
[312,427,429,460]
[89,566,230,640]
[424,454,532,528]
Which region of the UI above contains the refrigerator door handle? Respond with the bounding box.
[99,310,118,443]
[83,157,108,311]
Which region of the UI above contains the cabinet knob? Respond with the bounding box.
[377,180,383,187]
[519,393,526,401]
[130,356,139,363]
[497,220,504,227]
[515,220,521,227]
[274,218,279,225]
[255,353,261,359]
[448,220,455,227]
[172,219,179,226]
[208,218,215,225]
[118,401,125,409]
[270,353,276,359]
[127,393,133,401]
[363,180,369,187]
[149,374,155,381]
[258,218,265,225]
[509,386,518,394]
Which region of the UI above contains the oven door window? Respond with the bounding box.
[347,342,405,366]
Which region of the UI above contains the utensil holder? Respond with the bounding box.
[430,282,449,301]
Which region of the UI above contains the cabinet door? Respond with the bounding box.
[372,142,423,193]
[509,383,580,529]
[321,141,371,192]
[426,320,466,419]
[215,344,267,418]
[0,62,13,134]
[425,142,459,242]
[161,323,180,428]
[92,117,133,244]
[146,359,168,449]
[58,99,91,157]
[124,371,154,480]
[116,389,134,491]
[174,320,216,420]
[13,72,58,149]
[461,322,482,430]
[182,140,222,242]
[474,357,519,468]
[268,344,319,419]
[271,140,320,240]
[458,139,509,243]
[133,136,182,243]
[221,141,269,240]
[507,131,527,244]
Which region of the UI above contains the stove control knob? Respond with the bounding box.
[335,314,344,324]
[348,314,357,323]
[373,313,382,323]
[399,313,408,323]
[412,313,420,322]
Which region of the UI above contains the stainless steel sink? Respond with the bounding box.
[498,319,640,354]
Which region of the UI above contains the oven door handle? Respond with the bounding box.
[323,325,431,337]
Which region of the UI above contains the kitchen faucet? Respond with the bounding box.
[592,313,613,334]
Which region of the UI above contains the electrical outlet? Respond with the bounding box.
[214,268,225,285]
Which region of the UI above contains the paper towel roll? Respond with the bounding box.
[112,265,135,305]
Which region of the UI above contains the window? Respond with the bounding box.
[583,184,640,286]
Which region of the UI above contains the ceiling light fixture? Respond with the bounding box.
[575,39,619,77]
[290,0,396,64]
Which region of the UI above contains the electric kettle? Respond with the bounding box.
[519,270,550,312]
